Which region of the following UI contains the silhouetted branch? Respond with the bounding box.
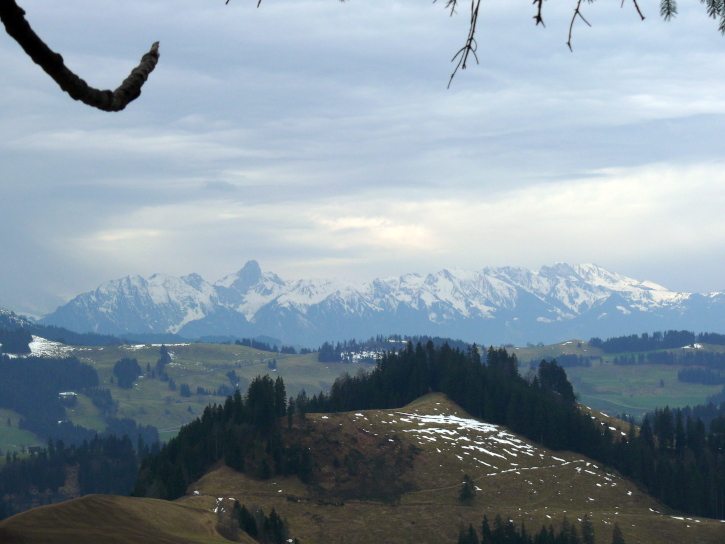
[566,0,592,52]
[447,0,481,88]
[0,0,159,112]
[632,0,646,21]
[442,0,459,17]
[533,0,545,27]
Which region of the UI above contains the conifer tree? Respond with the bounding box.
[611,523,625,544]
[458,524,480,544]
[459,474,476,504]
[580,514,595,544]
[481,515,492,544]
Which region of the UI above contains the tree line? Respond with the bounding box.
[530,354,601,369]
[677,367,725,385]
[612,349,725,368]
[590,330,725,354]
[456,513,626,544]
[317,335,471,363]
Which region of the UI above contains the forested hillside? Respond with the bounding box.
[0,434,148,519]
[0,309,122,347]
[134,342,725,520]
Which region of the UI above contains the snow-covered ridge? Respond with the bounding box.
[38,261,725,345]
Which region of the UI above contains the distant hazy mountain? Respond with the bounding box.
[38,261,725,346]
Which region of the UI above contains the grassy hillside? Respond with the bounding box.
[566,363,722,415]
[511,339,605,361]
[181,394,723,544]
[6,340,352,443]
[0,408,44,456]
[511,340,723,415]
[0,495,240,544]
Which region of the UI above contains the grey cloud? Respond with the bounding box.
[2,0,725,315]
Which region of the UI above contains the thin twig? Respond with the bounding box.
[448,0,480,87]
[566,0,592,52]
[0,0,159,112]
[632,0,646,21]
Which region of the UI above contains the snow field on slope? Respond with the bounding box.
[350,402,641,509]
[2,336,77,359]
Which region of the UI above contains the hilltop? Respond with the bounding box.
[2,394,724,544]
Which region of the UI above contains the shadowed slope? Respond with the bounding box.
[0,494,236,544]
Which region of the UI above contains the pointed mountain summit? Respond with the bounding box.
[38,263,725,345]
[216,260,264,293]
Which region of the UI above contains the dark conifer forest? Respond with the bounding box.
[0,328,33,354]
[457,513,605,544]
[0,434,150,519]
[0,355,99,426]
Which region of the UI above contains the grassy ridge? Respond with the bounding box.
[512,340,723,415]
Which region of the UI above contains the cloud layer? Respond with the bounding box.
[1,0,724,316]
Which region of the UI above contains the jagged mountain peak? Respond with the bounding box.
[0,307,32,330]
[216,260,283,294]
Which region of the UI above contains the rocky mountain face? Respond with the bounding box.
[38,261,725,346]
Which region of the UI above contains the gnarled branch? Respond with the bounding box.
[0,0,159,112]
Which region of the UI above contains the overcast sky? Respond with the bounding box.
[2,0,725,316]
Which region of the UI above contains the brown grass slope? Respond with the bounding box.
[0,494,240,544]
[185,393,725,544]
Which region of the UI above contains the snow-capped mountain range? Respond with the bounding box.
[37,261,725,346]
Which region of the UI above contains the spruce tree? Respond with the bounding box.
[580,514,595,544]
[458,524,479,544]
[611,523,625,544]
[459,474,476,504]
[481,515,492,544]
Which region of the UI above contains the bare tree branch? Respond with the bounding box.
[447,0,481,88]
[0,0,159,112]
[533,0,545,27]
[566,0,592,52]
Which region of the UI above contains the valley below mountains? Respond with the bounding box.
[39,261,725,346]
